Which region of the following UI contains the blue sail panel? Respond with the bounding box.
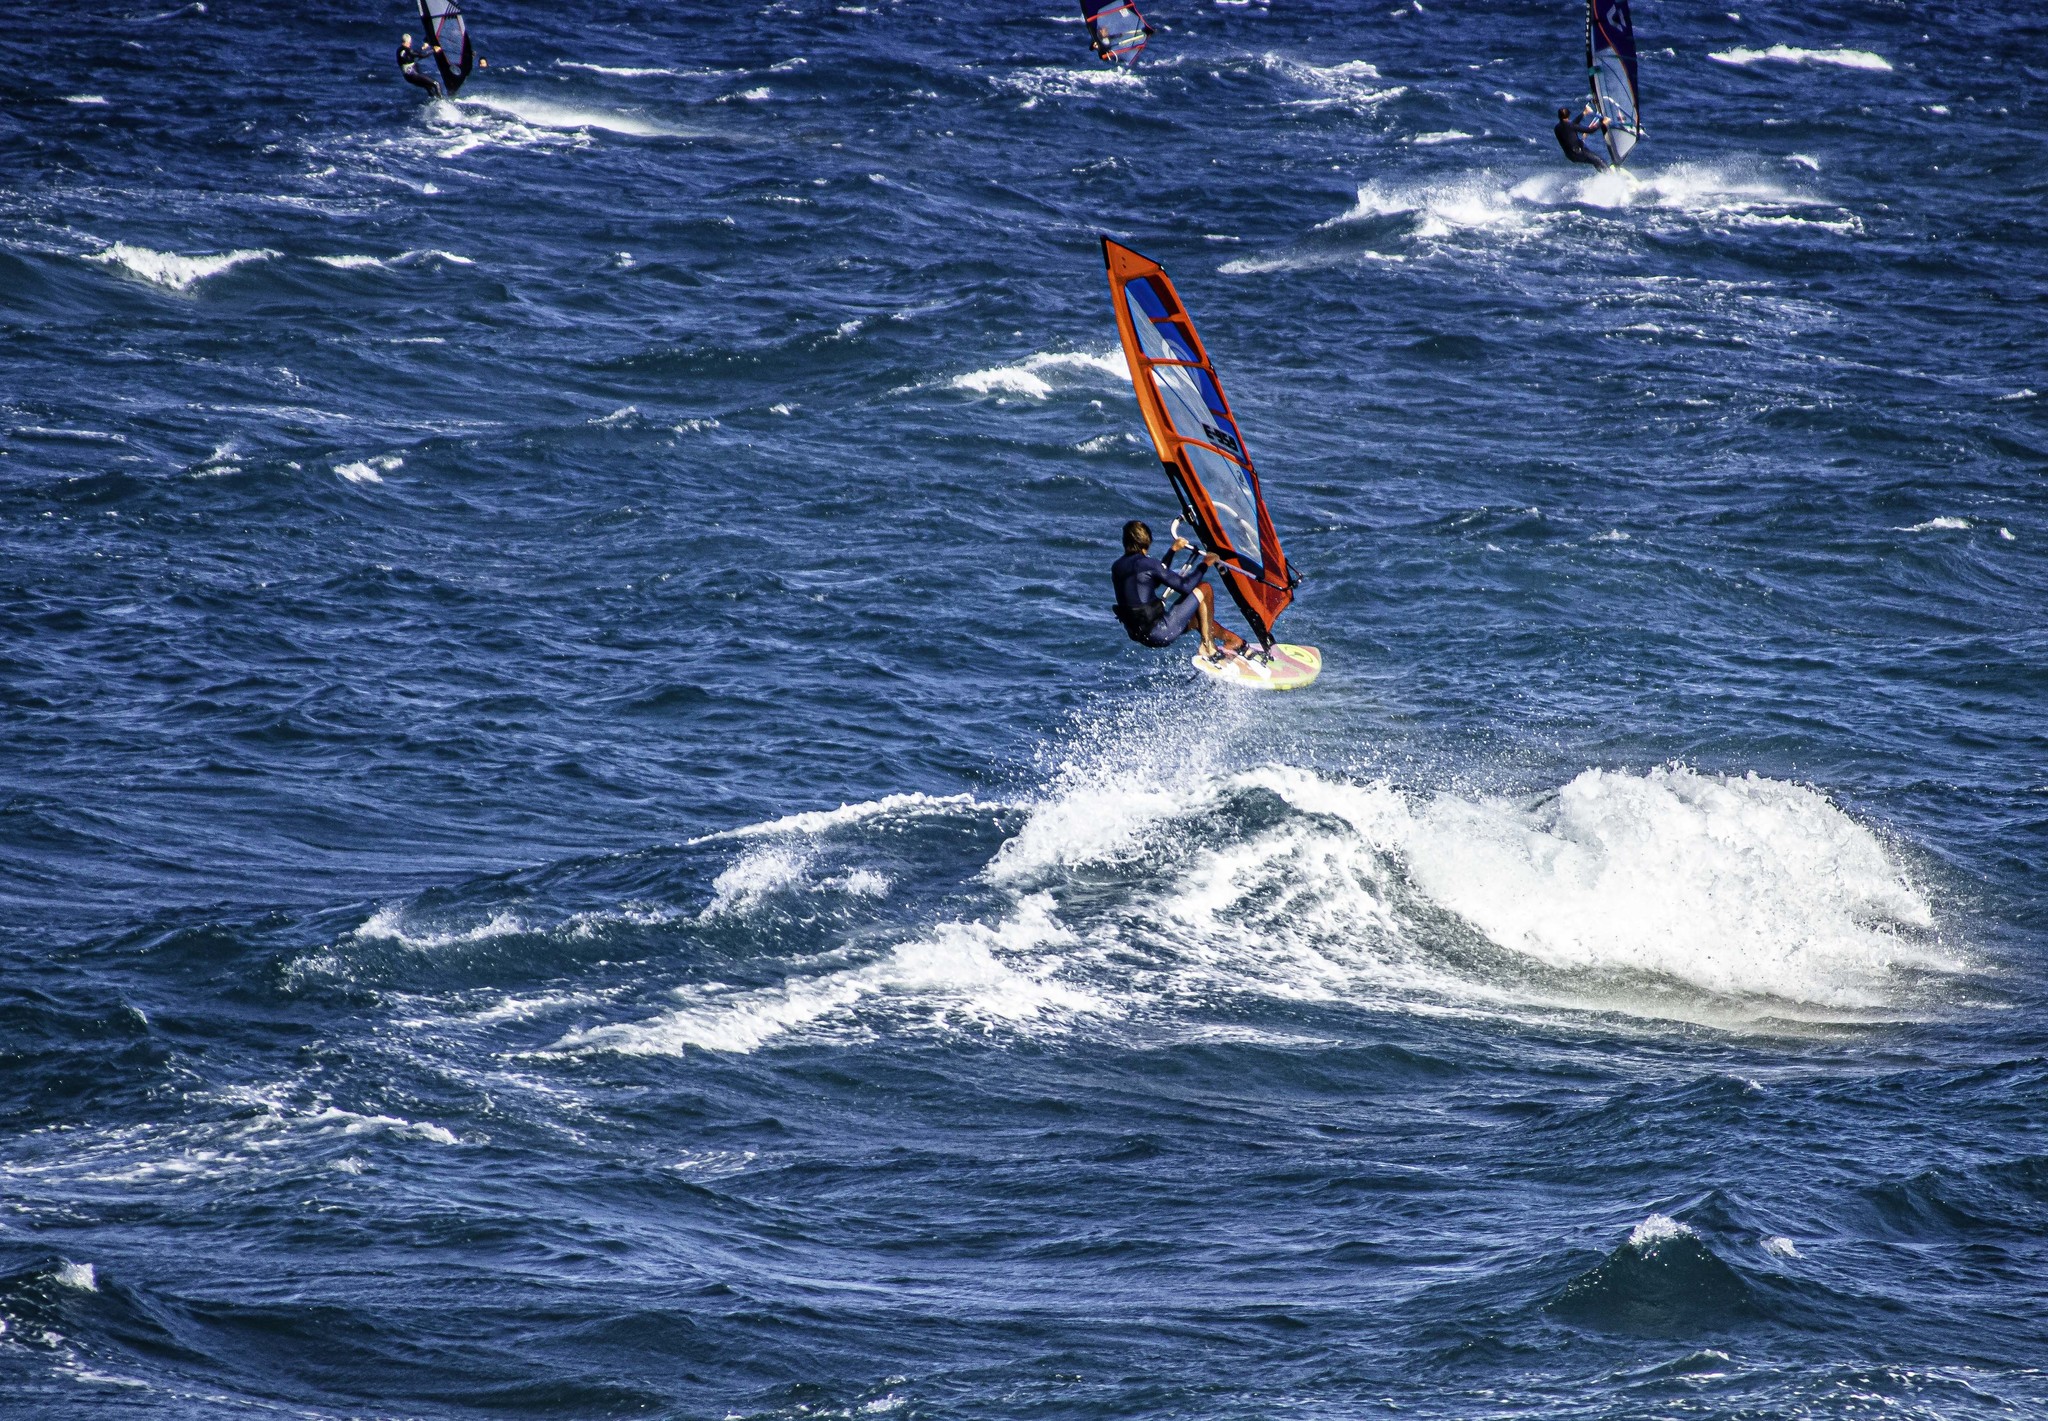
[1587,0,1641,164]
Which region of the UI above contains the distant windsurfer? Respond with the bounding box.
[1555,105,1608,170]
[1112,520,1245,663]
[397,33,443,96]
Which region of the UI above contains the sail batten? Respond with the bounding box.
[1587,0,1641,165]
[1102,238,1294,647]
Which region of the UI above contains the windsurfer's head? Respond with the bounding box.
[1122,519,1151,554]
[403,32,414,46]
[1557,106,1571,119]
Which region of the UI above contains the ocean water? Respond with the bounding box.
[3,0,2046,1416]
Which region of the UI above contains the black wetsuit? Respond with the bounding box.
[398,43,442,97]
[1555,115,1607,170]
[1111,550,1206,646]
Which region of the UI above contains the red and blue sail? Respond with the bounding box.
[1080,0,1149,64]
[1102,238,1295,649]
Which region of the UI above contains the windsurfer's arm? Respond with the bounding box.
[1152,553,1208,597]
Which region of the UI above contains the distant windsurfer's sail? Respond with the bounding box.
[419,0,475,97]
[1080,0,1150,64]
[1587,0,1641,165]
[1102,238,1296,649]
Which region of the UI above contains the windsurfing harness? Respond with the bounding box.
[1081,0,1149,63]
[1102,238,1296,650]
[1586,0,1641,165]
[1110,550,1201,643]
[417,0,474,98]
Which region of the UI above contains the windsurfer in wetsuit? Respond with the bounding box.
[1555,105,1608,170]
[397,30,484,97]
[1111,519,1245,664]
[397,33,443,97]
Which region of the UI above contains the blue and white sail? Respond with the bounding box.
[1586,0,1641,165]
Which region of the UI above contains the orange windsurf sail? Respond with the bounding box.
[1102,237,1295,647]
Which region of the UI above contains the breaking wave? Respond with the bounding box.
[84,243,277,291]
[1709,45,1893,72]
[949,349,1129,400]
[538,746,1958,1058]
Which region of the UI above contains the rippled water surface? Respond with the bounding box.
[4,1,2046,1416]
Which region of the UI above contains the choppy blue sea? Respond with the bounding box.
[4,0,2047,1416]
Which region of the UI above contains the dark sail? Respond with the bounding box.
[1586,0,1641,164]
[419,0,475,97]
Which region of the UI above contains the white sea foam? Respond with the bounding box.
[354,904,525,950]
[559,62,678,77]
[1710,45,1893,71]
[53,1262,97,1292]
[425,95,690,157]
[1389,766,1944,1007]
[1629,1214,1693,1249]
[1899,517,1969,532]
[539,739,1953,1058]
[1017,751,1950,1023]
[690,790,986,844]
[454,94,686,137]
[551,894,1101,1056]
[1315,162,1834,248]
[302,1108,459,1145]
[1319,175,1540,241]
[11,426,126,442]
[987,774,1199,886]
[1261,54,1403,110]
[1409,130,1473,145]
[64,95,109,105]
[313,249,473,271]
[333,454,401,485]
[0,1095,461,1190]
[951,349,1129,400]
[992,66,1145,104]
[1763,1235,1801,1258]
[85,243,277,292]
[701,846,811,918]
[1996,389,2036,402]
[1075,432,1136,453]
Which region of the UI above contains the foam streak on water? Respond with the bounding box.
[1,1,2044,1418]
